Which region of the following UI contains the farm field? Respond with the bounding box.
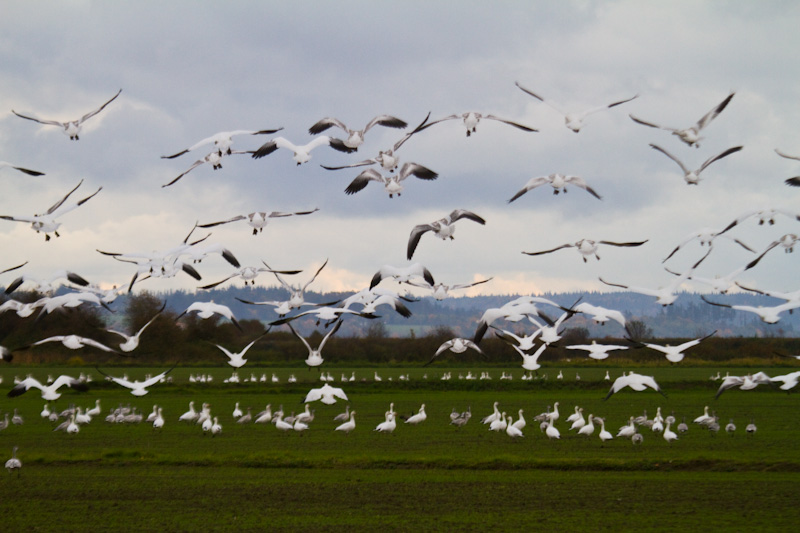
[1,365,799,531]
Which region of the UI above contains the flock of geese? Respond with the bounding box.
[1,81,799,471]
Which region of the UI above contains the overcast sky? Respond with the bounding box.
[1,1,799,302]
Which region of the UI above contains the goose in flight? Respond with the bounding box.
[344,162,438,198]
[743,234,799,270]
[161,128,283,159]
[662,227,754,263]
[700,295,800,324]
[0,179,101,241]
[321,113,431,173]
[269,307,372,327]
[627,331,717,363]
[209,331,268,368]
[407,209,486,260]
[565,340,629,360]
[198,264,301,289]
[604,371,666,400]
[714,371,773,399]
[718,207,800,235]
[370,262,435,289]
[405,277,492,300]
[251,135,356,165]
[572,302,626,327]
[340,289,413,318]
[664,263,749,294]
[0,161,45,177]
[162,149,252,187]
[649,144,743,185]
[96,367,174,396]
[426,338,485,366]
[304,382,348,404]
[266,259,328,310]
[629,92,735,148]
[473,296,564,343]
[309,115,407,149]
[198,208,319,235]
[8,375,87,400]
[508,173,601,202]
[4,269,90,295]
[284,319,343,368]
[176,301,242,331]
[523,238,646,262]
[770,371,800,391]
[12,88,122,140]
[19,335,120,355]
[514,81,637,132]
[599,250,710,306]
[418,110,537,137]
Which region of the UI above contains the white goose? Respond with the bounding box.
[506,415,524,439]
[161,128,283,159]
[407,209,486,260]
[404,404,427,425]
[629,92,735,147]
[523,238,646,262]
[604,371,666,400]
[0,179,102,241]
[508,173,601,202]
[335,410,356,434]
[344,162,438,198]
[370,262,435,289]
[649,144,743,185]
[284,319,343,368]
[198,208,319,236]
[304,383,348,405]
[701,295,800,324]
[251,135,356,165]
[12,89,122,140]
[405,278,492,300]
[8,375,87,401]
[374,412,397,433]
[308,115,408,149]
[419,111,537,136]
[20,335,119,354]
[176,301,242,331]
[515,81,638,132]
[210,331,268,368]
[96,367,174,396]
[426,338,485,366]
[104,301,166,352]
[5,446,21,475]
[629,331,717,363]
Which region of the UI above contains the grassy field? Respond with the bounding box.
[1,364,799,531]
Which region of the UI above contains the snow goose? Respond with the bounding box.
[746,419,757,435]
[209,331,268,368]
[569,408,586,431]
[105,301,166,352]
[237,407,253,424]
[617,417,636,438]
[4,269,90,296]
[153,407,165,430]
[599,249,710,306]
[263,259,329,310]
[96,367,174,396]
[598,419,613,442]
[162,149,254,187]
[527,311,574,345]
[374,412,397,433]
[718,207,800,235]
[5,446,21,475]
[604,371,666,400]
[419,110,536,136]
[12,88,122,140]
[649,144,743,185]
[370,262,435,289]
[251,135,356,165]
[472,296,565,343]
[211,417,222,436]
[198,207,319,235]
[341,290,413,319]
[161,128,283,159]
[426,338,485,366]
[405,278,492,300]
[403,404,427,425]
[492,326,542,351]
[629,91,735,148]
[769,370,800,391]
[9,374,87,401]
[523,238,646,262]
[725,418,736,436]
[508,173,601,202]
[578,415,596,436]
[344,162,438,198]
[199,264,301,289]
[407,209,485,260]
[627,331,717,363]
[309,115,407,149]
[304,382,348,405]
[663,227,754,263]
[333,405,350,422]
[663,421,678,443]
[742,234,799,271]
[545,417,560,440]
[0,179,101,241]
[335,410,356,434]
[481,402,501,425]
[700,295,800,324]
[677,417,689,433]
[20,335,119,354]
[511,409,526,431]
[714,372,773,399]
[515,81,637,132]
[566,340,629,361]
[280,320,343,368]
[489,412,508,432]
[176,301,242,331]
[506,415,524,439]
[571,302,626,327]
[0,161,44,176]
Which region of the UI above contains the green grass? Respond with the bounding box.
[1,365,799,531]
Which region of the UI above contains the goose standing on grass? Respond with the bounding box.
[770,371,800,391]
[515,81,638,132]
[344,162,438,198]
[335,410,356,434]
[5,446,21,475]
[629,91,735,148]
[726,418,737,436]
[508,173,602,202]
[251,135,356,165]
[308,115,408,149]
[198,207,319,236]
[523,238,647,262]
[179,401,198,422]
[12,88,122,140]
[95,367,174,396]
[406,209,485,260]
[403,404,427,425]
[8,375,87,401]
[0,161,44,176]
[0,179,102,241]
[489,412,508,432]
[545,417,560,440]
[16,335,117,355]
[617,417,636,438]
[649,144,743,185]
[578,415,596,437]
[374,412,397,434]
